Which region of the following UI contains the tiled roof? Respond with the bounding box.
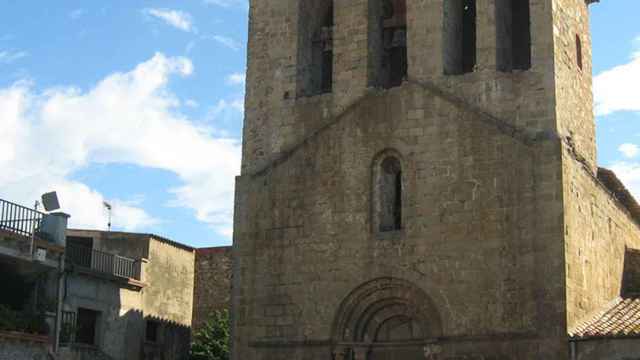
[569,297,640,338]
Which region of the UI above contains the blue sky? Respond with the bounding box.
[0,1,638,248]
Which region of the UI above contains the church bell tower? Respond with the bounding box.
[233,0,599,359]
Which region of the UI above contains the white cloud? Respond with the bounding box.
[0,50,28,64]
[619,143,640,159]
[226,72,245,86]
[185,99,199,108]
[203,0,248,9]
[207,35,241,51]
[144,8,194,32]
[594,52,640,116]
[185,40,197,54]
[210,98,244,118]
[53,182,157,231]
[0,53,241,237]
[69,9,86,20]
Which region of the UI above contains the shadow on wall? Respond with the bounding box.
[60,291,191,359]
[622,247,640,297]
[61,307,191,360]
[141,313,191,360]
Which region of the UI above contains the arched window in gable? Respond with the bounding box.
[374,155,403,233]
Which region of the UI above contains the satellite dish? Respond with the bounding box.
[41,191,61,212]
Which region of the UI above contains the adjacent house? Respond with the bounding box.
[60,229,196,360]
[0,198,68,359]
[0,197,233,360]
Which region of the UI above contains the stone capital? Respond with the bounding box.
[353,346,370,360]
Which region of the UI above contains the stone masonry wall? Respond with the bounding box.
[241,0,562,176]
[573,338,640,360]
[142,237,195,360]
[563,155,640,328]
[234,0,606,359]
[192,246,232,332]
[234,86,567,359]
[143,237,195,326]
[235,2,568,359]
[553,0,596,172]
[557,0,640,330]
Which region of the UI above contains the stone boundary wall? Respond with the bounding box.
[192,246,232,332]
[0,331,50,360]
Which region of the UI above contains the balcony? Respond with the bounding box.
[66,244,141,281]
[0,199,44,238]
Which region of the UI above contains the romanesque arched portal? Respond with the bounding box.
[331,278,443,360]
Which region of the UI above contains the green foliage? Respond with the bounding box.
[59,321,77,344]
[0,304,48,335]
[0,264,32,311]
[190,310,230,360]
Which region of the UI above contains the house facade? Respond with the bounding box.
[59,229,195,360]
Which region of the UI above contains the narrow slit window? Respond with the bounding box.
[369,0,408,89]
[378,157,402,232]
[496,0,532,71]
[297,1,334,97]
[443,0,476,75]
[576,34,583,70]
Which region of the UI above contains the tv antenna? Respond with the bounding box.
[103,202,112,231]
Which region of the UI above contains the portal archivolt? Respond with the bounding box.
[331,277,442,360]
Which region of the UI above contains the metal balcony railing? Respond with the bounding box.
[66,244,140,280]
[60,311,77,345]
[0,199,44,237]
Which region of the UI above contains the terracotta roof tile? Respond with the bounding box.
[569,297,640,338]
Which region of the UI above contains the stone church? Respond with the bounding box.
[232,0,640,359]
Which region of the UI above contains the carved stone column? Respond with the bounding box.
[333,346,349,360]
[353,346,370,360]
[423,344,443,360]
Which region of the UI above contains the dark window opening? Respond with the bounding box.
[443,0,476,75]
[576,34,583,70]
[146,320,160,343]
[76,308,99,346]
[66,236,93,268]
[369,0,407,89]
[298,1,334,97]
[496,0,531,71]
[394,170,402,228]
[379,157,402,232]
